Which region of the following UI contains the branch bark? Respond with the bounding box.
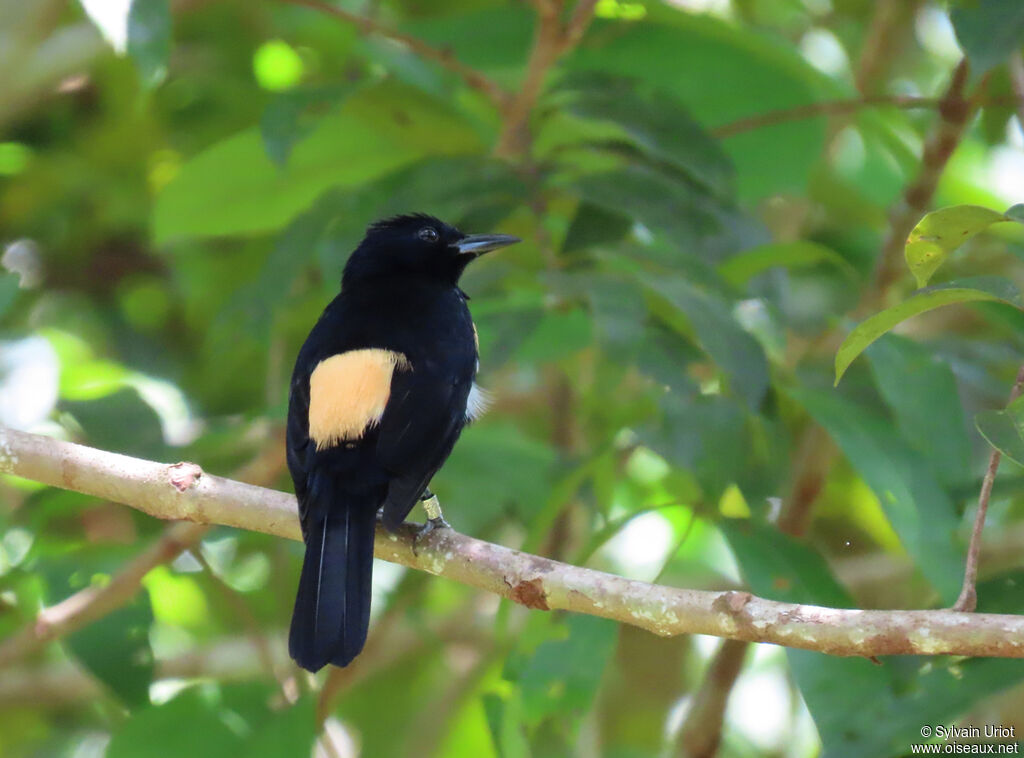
[4,426,1024,658]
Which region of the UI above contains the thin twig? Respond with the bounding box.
[953,365,1024,612]
[277,0,509,109]
[4,428,1024,658]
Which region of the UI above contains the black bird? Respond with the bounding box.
[286,213,520,672]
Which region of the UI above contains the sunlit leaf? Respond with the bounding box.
[154,82,484,243]
[904,205,1007,288]
[835,278,1022,385]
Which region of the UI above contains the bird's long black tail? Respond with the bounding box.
[289,494,376,672]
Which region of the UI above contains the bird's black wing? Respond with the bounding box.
[286,365,314,539]
[375,362,472,530]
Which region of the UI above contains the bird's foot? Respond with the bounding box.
[413,494,450,554]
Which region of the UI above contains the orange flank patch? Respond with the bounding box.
[308,349,410,450]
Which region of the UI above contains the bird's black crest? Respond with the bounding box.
[367,213,444,234]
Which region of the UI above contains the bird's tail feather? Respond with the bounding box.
[289,493,376,672]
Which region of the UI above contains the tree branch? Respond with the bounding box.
[276,0,509,110]
[954,365,1024,612]
[4,426,1024,658]
[495,0,599,157]
[0,520,209,667]
[873,59,978,293]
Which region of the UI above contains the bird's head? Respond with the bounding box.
[342,213,520,288]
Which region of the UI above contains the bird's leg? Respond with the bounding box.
[418,488,450,536]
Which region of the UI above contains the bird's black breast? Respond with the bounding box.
[286,279,477,529]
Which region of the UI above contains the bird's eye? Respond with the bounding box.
[418,227,439,243]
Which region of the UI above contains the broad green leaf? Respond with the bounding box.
[951,1,1024,79]
[153,82,484,243]
[127,0,171,88]
[834,278,1022,384]
[243,697,317,758]
[66,591,154,707]
[482,692,529,758]
[719,520,853,606]
[789,388,962,603]
[107,688,243,758]
[904,205,1007,287]
[867,335,971,485]
[975,395,1024,467]
[518,615,618,726]
[572,164,754,260]
[561,202,633,253]
[556,73,733,198]
[566,7,833,200]
[718,240,856,286]
[643,275,769,408]
[259,84,360,166]
[432,422,557,530]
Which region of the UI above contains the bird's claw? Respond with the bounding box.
[412,516,450,555]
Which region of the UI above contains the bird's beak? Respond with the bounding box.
[454,233,521,258]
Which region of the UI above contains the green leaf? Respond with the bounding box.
[904,205,1008,287]
[572,164,753,259]
[561,202,633,254]
[556,73,733,197]
[866,335,972,485]
[259,84,360,166]
[433,422,557,530]
[0,272,21,321]
[717,240,856,286]
[951,0,1024,79]
[643,275,769,408]
[107,688,242,758]
[153,82,484,243]
[65,588,155,707]
[719,520,853,606]
[789,388,963,604]
[518,615,618,726]
[834,278,1022,385]
[566,8,832,200]
[975,395,1024,467]
[127,0,171,88]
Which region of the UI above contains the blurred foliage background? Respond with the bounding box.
[3,0,1024,756]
